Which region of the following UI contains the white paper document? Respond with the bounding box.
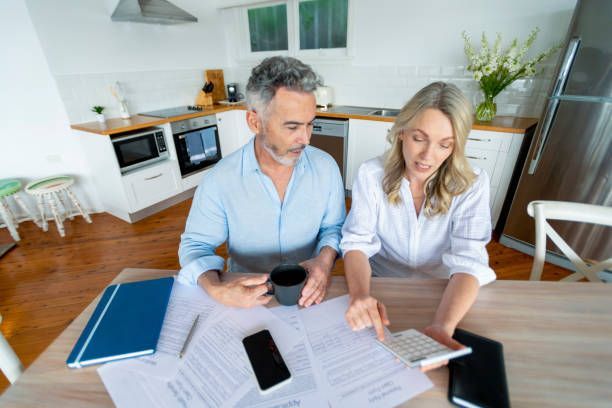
[299,295,433,408]
[229,306,327,408]
[98,285,433,408]
[100,299,302,408]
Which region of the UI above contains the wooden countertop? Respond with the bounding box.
[71,105,537,136]
[2,268,611,407]
[70,105,239,135]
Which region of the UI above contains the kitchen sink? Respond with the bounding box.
[368,109,400,117]
[324,105,400,118]
[325,105,379,115]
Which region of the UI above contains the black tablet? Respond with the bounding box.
[448,328,511,408]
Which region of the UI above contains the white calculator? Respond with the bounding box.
[377,329,472,368]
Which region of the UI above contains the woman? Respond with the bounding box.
[341,82,496,367]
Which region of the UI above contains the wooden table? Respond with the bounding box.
[1,268,611,407]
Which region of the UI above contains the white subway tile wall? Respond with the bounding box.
[224,63,555,118]
[55,69,205,123]
[57,64,555,124]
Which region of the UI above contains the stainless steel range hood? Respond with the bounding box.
[111,0,197,25]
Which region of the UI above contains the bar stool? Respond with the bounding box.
[0,178,40,241]
[25,176,92,237]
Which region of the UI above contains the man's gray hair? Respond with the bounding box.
[246,56,322,117]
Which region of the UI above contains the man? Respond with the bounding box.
[178,56,346,309]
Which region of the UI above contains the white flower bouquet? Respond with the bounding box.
[462,28,560,121]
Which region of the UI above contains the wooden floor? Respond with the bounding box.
[0,198,570,392]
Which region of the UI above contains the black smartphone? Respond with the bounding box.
[448,328,511,408]
[242,329,292,394]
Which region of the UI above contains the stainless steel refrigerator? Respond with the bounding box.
[500,0,611,270]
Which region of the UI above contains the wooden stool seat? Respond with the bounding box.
[24,176,74,195]
[0,179,40,241]
[25,176,92,237]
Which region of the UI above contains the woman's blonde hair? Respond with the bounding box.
[383,82,475,217]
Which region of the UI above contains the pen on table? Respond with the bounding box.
[179,314,200,359]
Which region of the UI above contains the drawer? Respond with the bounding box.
[123,161,181,211]
[465,148,501,186]
[466,130,512,152]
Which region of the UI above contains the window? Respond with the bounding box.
[248,4,288,52]
[236,0,351,60]
[299,0,348,50]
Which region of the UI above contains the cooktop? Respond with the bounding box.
[140,106,203,118]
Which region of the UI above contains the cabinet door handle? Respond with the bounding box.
[144,173,163,180]
[466,155,486,160]
[468,138,492,142]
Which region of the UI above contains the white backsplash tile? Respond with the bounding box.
[58,63,554,124]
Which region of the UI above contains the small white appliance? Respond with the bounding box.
[314,86,334,108]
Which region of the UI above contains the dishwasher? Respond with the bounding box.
[310,117,349,188]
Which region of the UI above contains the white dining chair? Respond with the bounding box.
[0,314,24,384]
[527,200,612,282]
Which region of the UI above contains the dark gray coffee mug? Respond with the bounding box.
[267,264,308,306]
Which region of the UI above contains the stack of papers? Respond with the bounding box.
[98,282,433,407]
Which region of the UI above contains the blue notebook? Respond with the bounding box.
[66,276,174,368]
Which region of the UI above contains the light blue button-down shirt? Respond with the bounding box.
[178,137,346,285]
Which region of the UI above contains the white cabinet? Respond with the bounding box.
[216,109,253,158]
[217,110,240,158]
[235,109,254,147]
[346,119,393,190]
[122,160,181,212]
[344,119,525,228]
[465,129,524,226]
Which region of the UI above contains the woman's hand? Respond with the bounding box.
[420,324,466,372]
[345,295,390,341]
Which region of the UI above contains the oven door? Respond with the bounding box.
[113,132,165,173]
[174,125,222,177]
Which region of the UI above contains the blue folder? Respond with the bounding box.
[66,276,174,368]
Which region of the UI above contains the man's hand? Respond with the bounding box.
[298,249,335,307]
[420,324,466,372]
[199,272,271,308]
[345,295,390,341]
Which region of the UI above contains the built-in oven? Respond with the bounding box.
[172,115,222,178]
[112,127,169,174]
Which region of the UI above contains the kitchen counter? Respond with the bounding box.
[315,109,538,133]
[71,104,537,135]
[70,104,239,135]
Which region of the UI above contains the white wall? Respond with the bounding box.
[26,0,227,74]
[0,0,101,217]
[350,0,574,66]
[223,0,577,117]
[25,0,229,123]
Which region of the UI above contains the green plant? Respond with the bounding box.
[462,28,560,100]
[91,106,105,114]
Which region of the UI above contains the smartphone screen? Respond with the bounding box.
[242,329,291,393]
[448,328,510,408]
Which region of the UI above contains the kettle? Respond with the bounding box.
[314,86,334,108]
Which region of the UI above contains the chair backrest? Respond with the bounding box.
[0,314,24,384]
[527,200,612,282]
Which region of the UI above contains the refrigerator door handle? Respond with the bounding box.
[528,98,559,175]
[552,37,581,96]
[528,37,581,175]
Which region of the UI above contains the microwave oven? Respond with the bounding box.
[112,127,169,174]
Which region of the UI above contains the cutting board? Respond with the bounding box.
[205,69,226,102]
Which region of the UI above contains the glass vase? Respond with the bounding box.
[475,94,497,122]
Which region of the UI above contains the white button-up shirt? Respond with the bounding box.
[341,157,496,286]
